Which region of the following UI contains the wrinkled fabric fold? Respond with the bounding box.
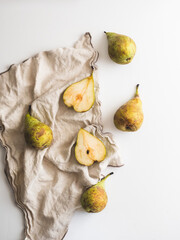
[0,33,123,240]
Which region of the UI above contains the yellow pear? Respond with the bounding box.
[24,106,53,149]
[81,172,113,213]
[114,84,144,131]
[63,73,95,112]
[75,129,106,166]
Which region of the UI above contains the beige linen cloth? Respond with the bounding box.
[0,33,123,240]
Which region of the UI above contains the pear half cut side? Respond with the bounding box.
[75,129,106,166]
[63,73,95,113]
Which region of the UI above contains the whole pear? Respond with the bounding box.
[24,106,53,149]
[105,32,136,64]
[81,172,113,213]
[114,84,143,131]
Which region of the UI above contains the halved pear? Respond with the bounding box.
[75,129,106,166]
[63,73,95,112]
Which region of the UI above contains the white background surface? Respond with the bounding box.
[0,0,180,239]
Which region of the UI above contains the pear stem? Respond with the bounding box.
[101,172,114,182]
[136,84,140,97]
[104,31,107,34]
[91,69,94,77]
[28,105,32,115]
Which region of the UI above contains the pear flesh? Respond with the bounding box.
[63,73,95,112]
[105,32,136,64]
[81,172,113,213]
[24,108,53,149]
[75,129,106,166]
[114,84,144,131]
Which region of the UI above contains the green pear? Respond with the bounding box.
[63,72,95,112]
[75,128,106,166]
[105,32,136,64]
[24,106,53,149]
[81,172,113,213]
[114,84,144,131]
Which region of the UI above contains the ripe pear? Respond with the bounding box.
[63,72,95,112]
[24,107,53,149]
[104,32,136,64]
[75,129,106,166]
[114,84,143,131]
[81,172,113,213]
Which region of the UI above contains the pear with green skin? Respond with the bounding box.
[105,32,136,64]
[24,107,53,149]
[114,84,144,131]
[81,172,113,213]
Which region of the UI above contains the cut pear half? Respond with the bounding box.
[75,129,106,166]
[63,73,95,112]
